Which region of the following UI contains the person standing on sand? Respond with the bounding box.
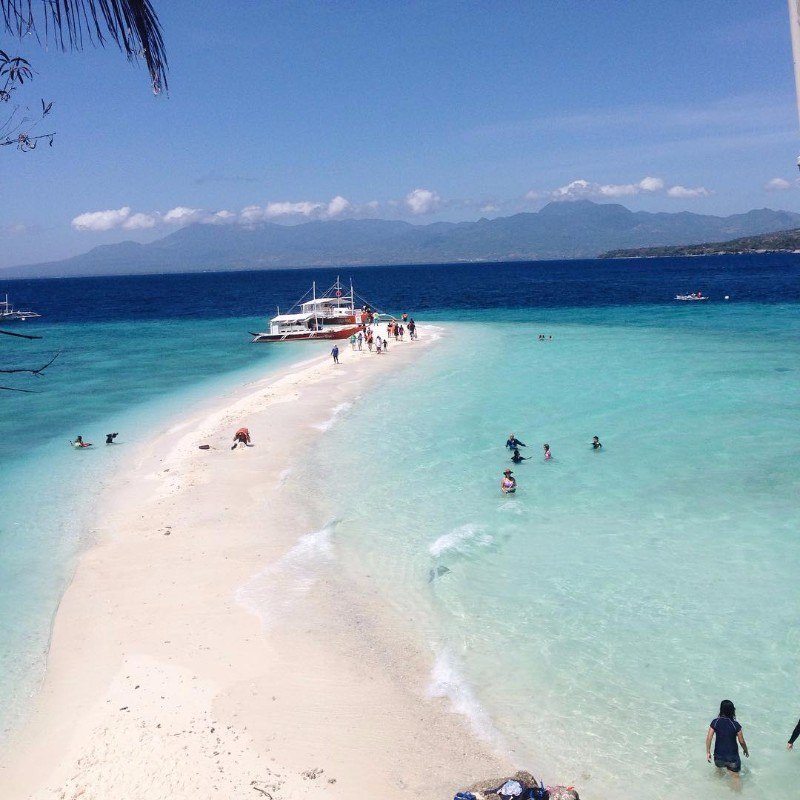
[706,700,749,786]
[788,717,800,750]
[331,344,340,364]
[349,333,356,350]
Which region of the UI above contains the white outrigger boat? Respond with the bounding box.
[0,294,41,321]
[674,293,709,301]
[250,278,375,343]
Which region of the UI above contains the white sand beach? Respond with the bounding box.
[1,327,513,800]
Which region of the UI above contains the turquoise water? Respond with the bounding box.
[309,305,800,799]
[2,260,799,798]
[0,315,319,738]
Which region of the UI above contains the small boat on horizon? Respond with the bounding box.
[250,278,376,343]
[674,292,709,301]
[0,293,41,321]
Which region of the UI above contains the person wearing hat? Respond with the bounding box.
[501,469,517,494]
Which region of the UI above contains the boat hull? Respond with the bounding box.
[250,324,362,343]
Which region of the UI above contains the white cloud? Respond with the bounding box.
[71,207,131,231]
[2,223,29,236]
[638,176,665,192]
[765,177,792,191]
[122,212,157,230]
[326,195,351,217]
[211,210,236,223]
[524,190,543,201]
[666,185,711,198]
[164,206,203,224]
[551,176,667,201]
[265,201,324,218]
[405,188,442,215]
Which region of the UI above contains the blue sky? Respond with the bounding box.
[2,0,800,269]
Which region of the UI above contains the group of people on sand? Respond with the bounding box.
[331,314,418,362]
[500,433,602,493]
[705,700,800,788]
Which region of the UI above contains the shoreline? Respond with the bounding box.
[1,325,514,799]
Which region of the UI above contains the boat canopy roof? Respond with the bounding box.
[271,311,315,323]
[301,296,352,307]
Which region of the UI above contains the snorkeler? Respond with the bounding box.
[591,436,602,450]
[511,448,529,463]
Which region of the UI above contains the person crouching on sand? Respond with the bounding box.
[231,427,251,450]
[501,469,517,494]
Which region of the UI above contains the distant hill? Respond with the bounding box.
[5,201,800,278]
[600,228,800,258]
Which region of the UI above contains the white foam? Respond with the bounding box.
[427,648,499,744]
[313,401,352,432]
[429,523,489,557]
[235,521,335,629]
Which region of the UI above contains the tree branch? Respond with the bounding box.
[0,328,43,339]
[0,384,37,392]
[1,1,168,93]
[0,350,60,375]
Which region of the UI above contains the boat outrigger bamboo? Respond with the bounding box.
[249,277,377,343]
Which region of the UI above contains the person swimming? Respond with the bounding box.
[501,469,517,494]
[591,436,602,450]
[543,443,552,460]
[511,448,529,463]
[71,435,92,448]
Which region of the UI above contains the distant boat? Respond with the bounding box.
[674,293,709,301]
[250,277,374,343]
[0,294,41,321]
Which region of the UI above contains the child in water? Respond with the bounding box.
[511,448,529,464]
[543,443,552,460]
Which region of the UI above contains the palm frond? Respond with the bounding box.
[1,1,168,93]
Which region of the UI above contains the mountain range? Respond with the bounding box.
[5,200,800,278]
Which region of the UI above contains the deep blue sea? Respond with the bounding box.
[1,254,799,799]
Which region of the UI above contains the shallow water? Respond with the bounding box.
[310,305,800,799]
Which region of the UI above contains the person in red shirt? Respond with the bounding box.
[232,427,251,450]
